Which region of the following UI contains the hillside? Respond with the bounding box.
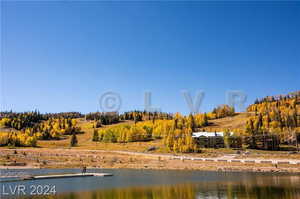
[202,112,254,132]
[0,91,299,152]
[36,118,168,152]
[37,112,253,150]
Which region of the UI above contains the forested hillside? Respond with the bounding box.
[245,91,300,137]
[0,91,299,151]
[92,105,236,153]
[0,112,82,147]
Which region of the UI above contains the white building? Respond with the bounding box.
[192,132,233,138]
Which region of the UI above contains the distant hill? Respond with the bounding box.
[203,91,300,135]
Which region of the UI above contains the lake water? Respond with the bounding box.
[1,169,300,199]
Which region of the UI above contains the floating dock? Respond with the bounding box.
[21,173,113,180]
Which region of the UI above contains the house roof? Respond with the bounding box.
[192,132,233,138]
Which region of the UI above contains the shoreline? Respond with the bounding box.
[1,148,300,174]
[1,166,300,175]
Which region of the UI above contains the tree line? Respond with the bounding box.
[85,112,120,126]
[0,111,82,147]
[120,111,173,123]
[246,92,299,138]
[91,107,235,153]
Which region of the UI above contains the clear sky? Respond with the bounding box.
[1,1,300,114]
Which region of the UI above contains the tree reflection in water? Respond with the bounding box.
[26,177,300,199]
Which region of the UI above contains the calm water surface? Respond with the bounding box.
[1,169,300,199]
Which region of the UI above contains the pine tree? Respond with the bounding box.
[246,119,255,135]
[203,113,209,126]
[92,129,99,141]
[95,120,102,128]
[172,118,178,130]
[70,132,78,147]
[257,114,263,130]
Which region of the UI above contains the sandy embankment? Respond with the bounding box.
[0,148,300,173]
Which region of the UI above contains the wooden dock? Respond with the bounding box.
[22,173,113,180]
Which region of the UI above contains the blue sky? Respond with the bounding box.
[1,1,300,114]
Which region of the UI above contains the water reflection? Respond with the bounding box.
[23,177,300,199]
[2,169,299,199]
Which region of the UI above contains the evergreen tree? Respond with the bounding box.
[188,114,196,132]
[203,113,209,126]
[246,119,255,135]
[95,120,102,128]
[70,132,78,147]
[92,129,99,141]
